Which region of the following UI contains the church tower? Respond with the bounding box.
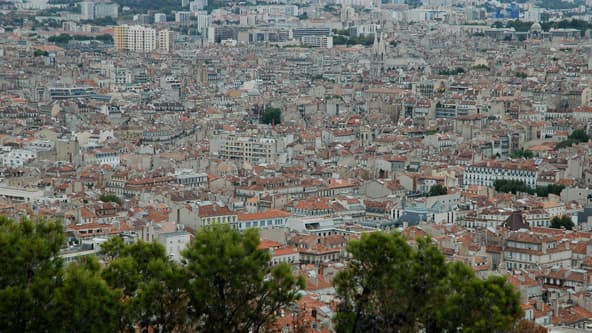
[370,31,387,80]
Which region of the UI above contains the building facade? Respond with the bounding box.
[463,161,538,189]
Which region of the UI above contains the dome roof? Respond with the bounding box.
[530,22,542,32]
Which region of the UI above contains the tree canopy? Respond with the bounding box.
[183,224,305,332]
[260,107,282,125]
[510,148,534,159]
[334,231,522,333]
[0,217,118,332]
[555,129,589,150]
[48,33,114,45]
[99,193,123,205]
[428,183,448,196]
[550,215,574,230]
[438,67,465,76]
[493,179,564,197]
[0,217,304,333]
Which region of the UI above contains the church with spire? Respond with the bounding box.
[370,31,387,80]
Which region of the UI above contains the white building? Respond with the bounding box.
[84,149,120,167]
[0,149,36,168]
[236,209,291,231]
[174,169,208,187]
[94,2,118,19]
[463,161,538,189]
[154,13,167,23]
[302,35,333,48]
[157,30,174,51]
[158,231,192,262]
[80,1,95,20]
[196,13,211,33]
[130,25,156,51]
[114,25,170,52]
[212,134,287,164]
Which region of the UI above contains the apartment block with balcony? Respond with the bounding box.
[215,135,283,164]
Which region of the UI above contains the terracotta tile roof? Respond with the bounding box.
[293,198,332,210]
[80,207,96,219]
[272,247,299,256]
[258,239,283,250]
[198,204,235,217]
[553,305,592,325]
[238,209,291,221]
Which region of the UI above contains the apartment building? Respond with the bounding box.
[503,230,572,270]
[113,25,173,52]
[195,13,211,33]
[80,1,118,20]
[302,35,333,49]
[215,135,283,164]
[463,160,538,189]
[80,1,94,20]
[236,209,291,231]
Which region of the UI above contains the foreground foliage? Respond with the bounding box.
[0,218,304,333]
[334,231,523,333]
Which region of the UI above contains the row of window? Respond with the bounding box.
[242,218,286,229]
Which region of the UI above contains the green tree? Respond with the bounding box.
[0,217,65,332]
[510,148,534,159]
[334,231,522,333]
[52,257,121,333]
[568,128,589,143]
[99,193,122,205]
[493,179,533,194]
[34,49,49,57]
[550,215,574,230]
[438,67,465,75]
[260,107,282,125]
[515,72,527,79]
[428,184,448,196]
[101,238,188,332]
[48,33,73,44]
[182,224,305,333]
[557,129,591,150]
[555,139,575,150]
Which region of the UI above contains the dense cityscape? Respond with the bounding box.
[1,0,592,331]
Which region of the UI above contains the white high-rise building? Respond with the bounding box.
[127,25,156,51]
[80,1,95,20]
[196,13,211,32]
[114,25,174,52]
[154,13,167,23]
[207,26,216,43]
[158,30,174,52]
[94,2,118,19]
